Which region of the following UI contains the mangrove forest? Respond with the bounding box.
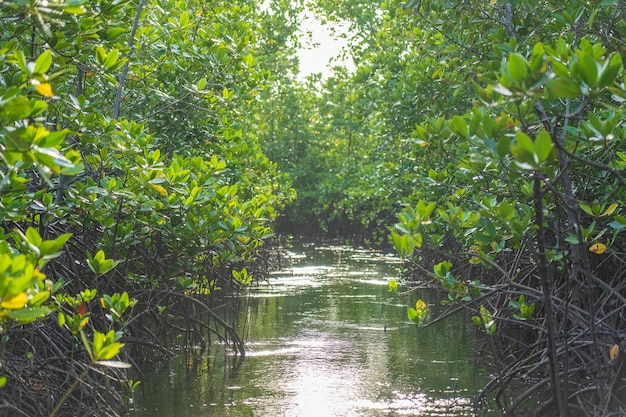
[1,0,626,416]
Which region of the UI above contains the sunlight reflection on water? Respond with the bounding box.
[134,243,490,417]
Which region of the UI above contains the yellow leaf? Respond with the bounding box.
[610,344,619,360]
[34,83,54,97]
[151,184,168,196]
[33,268,45,280]
[589,243,607,254]
[1,293,28,310]
[79,317,90,329]
[602,203,618,217]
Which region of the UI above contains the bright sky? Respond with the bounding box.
[296,12,353,80]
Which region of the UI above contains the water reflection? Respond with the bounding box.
[133,243,490,416]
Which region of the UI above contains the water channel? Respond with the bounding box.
[133,242,491,416]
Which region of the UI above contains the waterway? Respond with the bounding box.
[133,242,491,416]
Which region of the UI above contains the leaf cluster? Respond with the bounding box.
[0,0,297,414]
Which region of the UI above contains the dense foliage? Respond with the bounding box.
[263,0,626,415]
[4,0,626,415]
[0,0,297,415]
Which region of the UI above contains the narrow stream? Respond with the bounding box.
[133,243,491,416]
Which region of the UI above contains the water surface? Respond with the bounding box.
[133,243,489,416]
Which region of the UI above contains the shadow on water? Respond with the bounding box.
[132,242,495,416]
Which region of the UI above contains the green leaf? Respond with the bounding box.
[63,5,86,14]
[390,232,418,258]
[96,46,106,65]
[104,49,120,69]
[232,268,252,285]
[106,27,127,41]
[482,114,495,137]
[179,11,189,26]
[243,54,255,67]
[416,201,437,218]
[407,299,427,324]
[515,132,535,153]
[29,291,50,307]
[433,261,452,279]
[497,201,515,220]
[534,131,553,163]
[7,307,51,322]
[39,233,72,257]
[551,59,570,77]
[580,53,599,86]
[451,116,468,138]
[579,203,594,216]
[57,312,66,327]
[507,53,529,83]
[25,227,43,247]
[496,137,511,158]
[599,53,623,89]
[96,342,123,360]
[34,50,53,74]
[473,305,496,334]
[529,43,546,72]
[511,132,536,167]
[549,78,581,98]
[86,250,106,275]
[37,129,69,148]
